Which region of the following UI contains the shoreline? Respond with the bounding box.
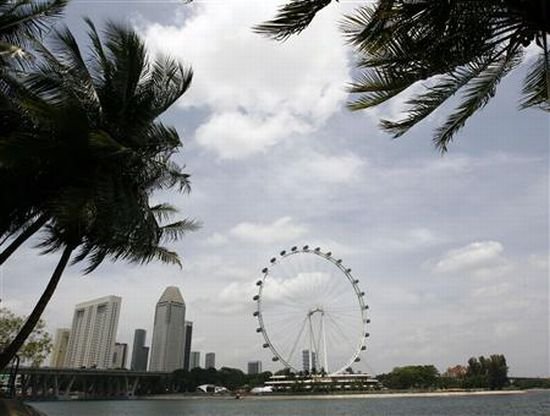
[143,390,528,401]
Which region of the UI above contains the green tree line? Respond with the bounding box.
[377,354,510,390]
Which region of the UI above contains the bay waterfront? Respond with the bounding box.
[33,390,550,416]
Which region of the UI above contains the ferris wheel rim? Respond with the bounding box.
[253,246,370,375]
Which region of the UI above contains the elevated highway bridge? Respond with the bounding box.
[1,367,173,400]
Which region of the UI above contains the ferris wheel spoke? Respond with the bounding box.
[262,287,305,311]
[267,316,305,338]
[324,275,355,303]
[285,316,308,365]
[326,311,363,335]
[325,312,358,351]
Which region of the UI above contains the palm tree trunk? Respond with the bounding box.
[0,244,73,371]
[0,215,48,266]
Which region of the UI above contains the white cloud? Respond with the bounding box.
[230,217,307,244]
[373,228,444,253]
[195,112,311,160]
[141,0,350,158]
[432,241,506,275]
[262,271,330,303]
[471,282,512,298]
[204,232,228,246]
[298,152,365,184]
[494,322,520,339]
[528,253,549,270]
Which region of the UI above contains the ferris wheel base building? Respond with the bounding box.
[265,373,380,392]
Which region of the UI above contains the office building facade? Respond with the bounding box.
[247,360,262,375]
[302,349,318,372]
[183,321,193,371]
[205,352,215,369]
[50,328,71,368]
[190,351,201,369]
[149,287,186,372]
[112,342,128,369]
[64,296,121,369]
[131,329,149,371]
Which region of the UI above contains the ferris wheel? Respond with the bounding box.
[253,246,370,375]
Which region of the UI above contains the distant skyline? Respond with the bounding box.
[0,1,547,377]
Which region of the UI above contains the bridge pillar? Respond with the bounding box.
[53,375,59,398]
[130,377,139,397]
[63,376,76,400]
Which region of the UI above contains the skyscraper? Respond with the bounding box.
[205,352,216,369]
[64,296,121,369]
[248,360,262,375]
[302,349,318,372]
[50,328,70,368]
[183,321,193,371]
[131,329,149,371]
[149,287,186,372]
[190,351,201,369]
[112,342,128,369]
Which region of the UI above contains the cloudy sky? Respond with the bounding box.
[1,1,548,377]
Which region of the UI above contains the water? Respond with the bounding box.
[32,391,550,416]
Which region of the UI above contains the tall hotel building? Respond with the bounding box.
[50,328,71,368]
[64,296,121,369]
[149,287,187,372]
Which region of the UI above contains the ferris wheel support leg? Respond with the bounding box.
[308,315,314,374]
[321,313,328,374]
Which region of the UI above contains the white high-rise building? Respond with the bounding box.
[50,328,71,368]
[149,287,186,372]
[64,296,121,369]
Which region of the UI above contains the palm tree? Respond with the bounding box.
[0,0,68,62]
[256,0,550,151]
[0,20,199,369]
[0,0,68,254]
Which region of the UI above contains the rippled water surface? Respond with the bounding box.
[33,391,550,416]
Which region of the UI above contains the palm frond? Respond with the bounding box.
[346,69,417,110]
[160,219,200,242]
[151,246,182,268]
[0,0,68,57]
[520,40,550,111]
[253,0,333,41]
[380,54,498,137]
[147,55,193,117]
[434,46,524,151]
[150,203,178,222]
